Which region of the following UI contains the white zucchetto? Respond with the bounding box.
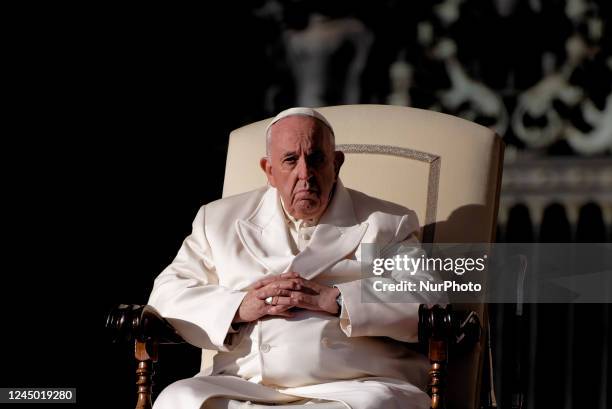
[265,107,334,135]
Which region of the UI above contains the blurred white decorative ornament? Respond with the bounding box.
[387,53,413,106]
[512,74,565,148]
[565,94,612,155]
[438,56,509,136]
[285,13,373,107]
[435,0,463,25]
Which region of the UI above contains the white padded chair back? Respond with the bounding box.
[224,105,503,244]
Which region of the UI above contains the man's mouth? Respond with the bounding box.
[293,189,319,200]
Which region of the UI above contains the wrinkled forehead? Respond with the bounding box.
[270,116,333,151]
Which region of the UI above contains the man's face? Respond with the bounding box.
[261,115,344,220]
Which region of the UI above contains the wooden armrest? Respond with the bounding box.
[106,304,186,345]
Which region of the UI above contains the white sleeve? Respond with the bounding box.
[334,212,445,342]
[147,205,247,351]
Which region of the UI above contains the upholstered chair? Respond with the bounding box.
[107,105,504,409]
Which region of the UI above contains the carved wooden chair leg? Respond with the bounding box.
[428,338,448,409]
[135,340,158,409]
[419,304,454,409]
[419,304,483,409]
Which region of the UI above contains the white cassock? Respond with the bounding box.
[148,180,439,409]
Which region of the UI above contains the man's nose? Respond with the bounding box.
[296,156,313,180]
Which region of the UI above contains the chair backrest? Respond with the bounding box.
[221,104,504,409]
[224,105,503,244]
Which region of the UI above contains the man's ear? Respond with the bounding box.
[260,157,276,187]
[333,151,345,178]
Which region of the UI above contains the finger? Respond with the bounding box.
[267,295,298,306]
[266,304,293,315]
[266,279,303,291]
[251,272,301,289]
[280,271,300,279]
[255,287,292,299]
[294,279,321,294]
[290,292,322,311]
[250,275,284,290]
[252,279,304,293]
[254,272,300,288]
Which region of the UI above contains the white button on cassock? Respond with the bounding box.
[259,343,271,353]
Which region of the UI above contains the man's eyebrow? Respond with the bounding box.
[281,151,298,158]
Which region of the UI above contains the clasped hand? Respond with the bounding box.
[233,272,340,323]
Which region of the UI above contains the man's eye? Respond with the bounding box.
[283,157,297,164]
[309,153,324,164]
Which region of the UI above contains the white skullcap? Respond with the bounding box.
[265,107,334,135]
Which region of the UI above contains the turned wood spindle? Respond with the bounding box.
[135,340,158,409]
[428,339,448,409]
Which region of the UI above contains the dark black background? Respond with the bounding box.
[2,4,262,407]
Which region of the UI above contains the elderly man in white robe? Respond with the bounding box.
[148,107,440,409]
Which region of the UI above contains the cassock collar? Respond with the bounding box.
[235,179,367,279]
